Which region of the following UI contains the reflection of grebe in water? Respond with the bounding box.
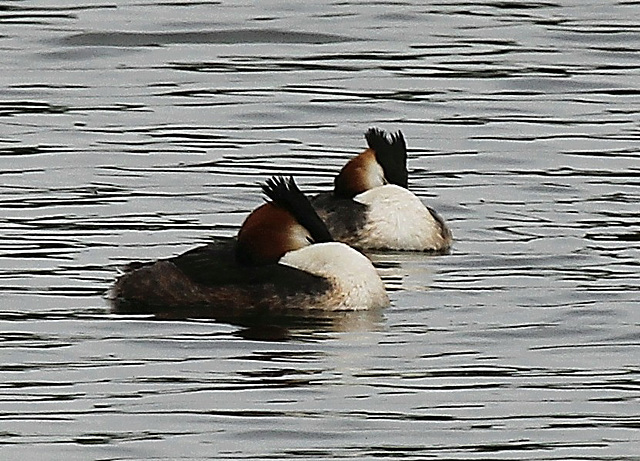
[312,128,452,253]
[110,177,389,317]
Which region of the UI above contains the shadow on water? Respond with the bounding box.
[138,307,385,342]
[0,303,385,345]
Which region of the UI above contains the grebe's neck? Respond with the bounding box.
[279,242,389,310]
[353,184,452,251]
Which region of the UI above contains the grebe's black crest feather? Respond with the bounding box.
[365,128,408,188]
[263,176,333,244]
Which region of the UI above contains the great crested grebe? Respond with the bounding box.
[110,177,389,316]
[311,128,452,252]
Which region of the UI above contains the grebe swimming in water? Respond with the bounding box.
[311,128,452,252]
[110,177,389,316]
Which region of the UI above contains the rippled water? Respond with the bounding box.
[1,1,639,459]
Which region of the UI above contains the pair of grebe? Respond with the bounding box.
[111,128,452,315]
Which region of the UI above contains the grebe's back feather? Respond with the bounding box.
[311,191,368,240]
[111,240,334,315]
[111,240,388,314]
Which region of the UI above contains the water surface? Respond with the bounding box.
[1,1,638,459]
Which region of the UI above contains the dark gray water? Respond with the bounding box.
[1,1,639,459]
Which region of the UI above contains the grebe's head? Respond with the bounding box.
[236,176,333,266]
[334,128,408,198]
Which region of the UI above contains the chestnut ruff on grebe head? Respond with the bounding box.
[334,128,408,198]
[236,176,333,266]
[262,176,333,244]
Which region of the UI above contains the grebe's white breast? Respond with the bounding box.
[279,242,389,311]
[354,184,451,251]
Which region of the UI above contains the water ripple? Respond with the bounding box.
[59,29,358,48]
[1,0,639,459]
